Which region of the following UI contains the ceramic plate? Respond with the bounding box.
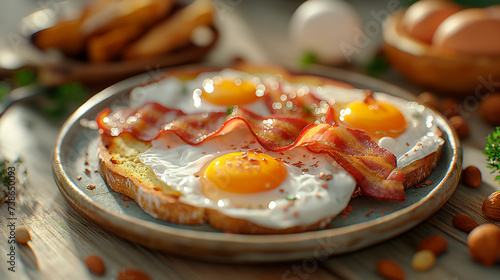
[52,65,462,263]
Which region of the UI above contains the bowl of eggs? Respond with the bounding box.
[383,0,500,95]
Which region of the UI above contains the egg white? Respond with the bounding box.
[139,127,356,229]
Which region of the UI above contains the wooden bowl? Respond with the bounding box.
[383,12,500,96]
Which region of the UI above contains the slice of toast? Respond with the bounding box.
[98,135,343,233]
[98,131,443,234]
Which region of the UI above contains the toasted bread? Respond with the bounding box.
[98,133,443,233]
[98,135,341,233]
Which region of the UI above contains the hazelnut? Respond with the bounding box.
[482,190,500,220]
[479,93,500,126]
[15,226,31,244]
[417,91,440,110]
[462,166,482,187]
[467,224,500,266]
[440,98,460,118]
[448,115,469,139]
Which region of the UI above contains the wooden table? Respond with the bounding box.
[1,0,500,279]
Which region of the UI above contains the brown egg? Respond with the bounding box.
[433,8,500,55]
[401,0,461,44]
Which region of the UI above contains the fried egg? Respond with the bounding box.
[139,126,356,229]
[130,68,443,228]
[130,69,273,115]
[313,85,444,168]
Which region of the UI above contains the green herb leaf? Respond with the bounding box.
[0,81,11,101]
[285,197,296,201]
[14,69,37,87]
[485,126,500,182]
[44,82,88,117]
[226,105,235,116]
[302,105,311,114]
[365,52,390,78]
[300,52,318,68]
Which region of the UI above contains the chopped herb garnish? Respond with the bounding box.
[365,52,390,78]
[302,105,312,114]
[412,112,422,119]
[14,69,37,87]
[0,81,11,101]
[285,197,296,201]
[43,82,88,117]
[300,52,318,68]
[485,126,500,182]
[0,158,22,187]
[226,105,235,116]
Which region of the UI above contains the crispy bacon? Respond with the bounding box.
[291,123,404,201]
[98,103,404,201]
[97,102,309,149]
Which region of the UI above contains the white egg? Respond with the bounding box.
[289,0,363,65]
[139,126,356,229]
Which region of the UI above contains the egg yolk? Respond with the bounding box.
[203,152,286,194]
[340,99,407,138]
[202,77,261,106]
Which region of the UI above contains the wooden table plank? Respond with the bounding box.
[2,91,500,280]
[0,105,341,280]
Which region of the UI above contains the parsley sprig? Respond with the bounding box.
[485,126,500,182]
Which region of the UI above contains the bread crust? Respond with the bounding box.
[206,209,333,234]
[400,147,442,189]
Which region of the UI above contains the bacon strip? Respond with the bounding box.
[98,103,404,201]
[97,102,310,149]
[292,123,404,201]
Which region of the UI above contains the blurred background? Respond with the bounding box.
[0,0,499,120]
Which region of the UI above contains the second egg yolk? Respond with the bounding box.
[203,152,286,194]
[340,100,407,138]
[202,78,260,106]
